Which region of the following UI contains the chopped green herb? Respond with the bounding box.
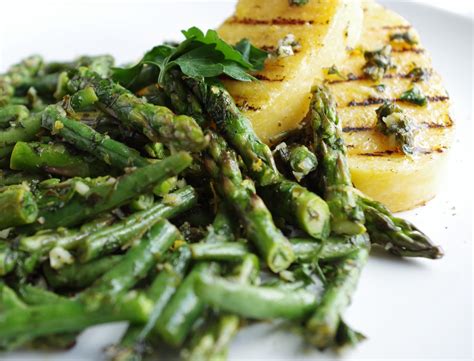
[400,86,427,106]
[274,34,301,58]
[372,84,386,93]
[325,65,346,80]
[389,31,418,45]
[112,27,268,87]
[375,102,416,155]
[289,0,309,6]
[362,45,392,81]
[346,73,357,81]
[407,67,429,82]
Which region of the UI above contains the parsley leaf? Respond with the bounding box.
[112,45,173,87]
[112,27,268,87]
[234,38,268,71]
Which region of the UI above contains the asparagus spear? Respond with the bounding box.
[10,55,114,98]
[0,184,38,229]
[155,262,215,347]
[66,68,207,152]
[143,246,192,330]
[0,72,14,104]
[43,102,179,201]
[79,186,197,262]
[0,55,43,91]
[184,254,259,361]
[0,286,31,351]
[184,315,240,361]
[0,241,42,277]
[334,320,366,349]
[0,294,152,342]
[259,180,330,240]
[0,284,32,349]
[41,104,150,169]
[184,77,278,185]
[287,144,318,181]
[136,70,208,127]
[1,282,27,311]
[44,55,115,77]
[19,214,114,257]
[108,246,192,361]
[309,85,365,235]
[16,284,70,305]
[153,205,235,347]
[204,131,295,273]
[183,76,330,239]
[25,151,192,230]
[357,192,443,259]
[195,270,318,320]
[10,141,109,177]
[15,73,60,98]
[43,255,122,290]
[190,241,250,262]
[0,113,42,151]
[82,218,180,303]
[75,111,148,147]
[204,202,238,243]
[0,105,30,128]
[65,86,99,111]
[291,233,368,263]
[305,238,370,349]
[161,69,208,126]
[198,234,370,264]
[274,142,318,181]
[0,170,39,187]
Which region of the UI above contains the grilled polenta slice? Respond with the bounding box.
[325,0,453,211]
[218,0,363,144]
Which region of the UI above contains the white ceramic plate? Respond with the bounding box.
[1,1,472,360]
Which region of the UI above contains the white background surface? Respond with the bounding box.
[413,0,473,17]
[0,1,473,360]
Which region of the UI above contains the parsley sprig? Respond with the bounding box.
[113,27,267,87]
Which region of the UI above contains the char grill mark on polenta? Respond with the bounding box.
[253,74,286,82]
[345,95,449,107]
[236,101,261,112]
[380,24,412,30]
[392,48,425,54]
[358,146,446,157]
[326,70,434,84]
[342,118,453,132]
[226,16,315,25]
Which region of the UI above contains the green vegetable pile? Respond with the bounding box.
[0,27,443,360]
